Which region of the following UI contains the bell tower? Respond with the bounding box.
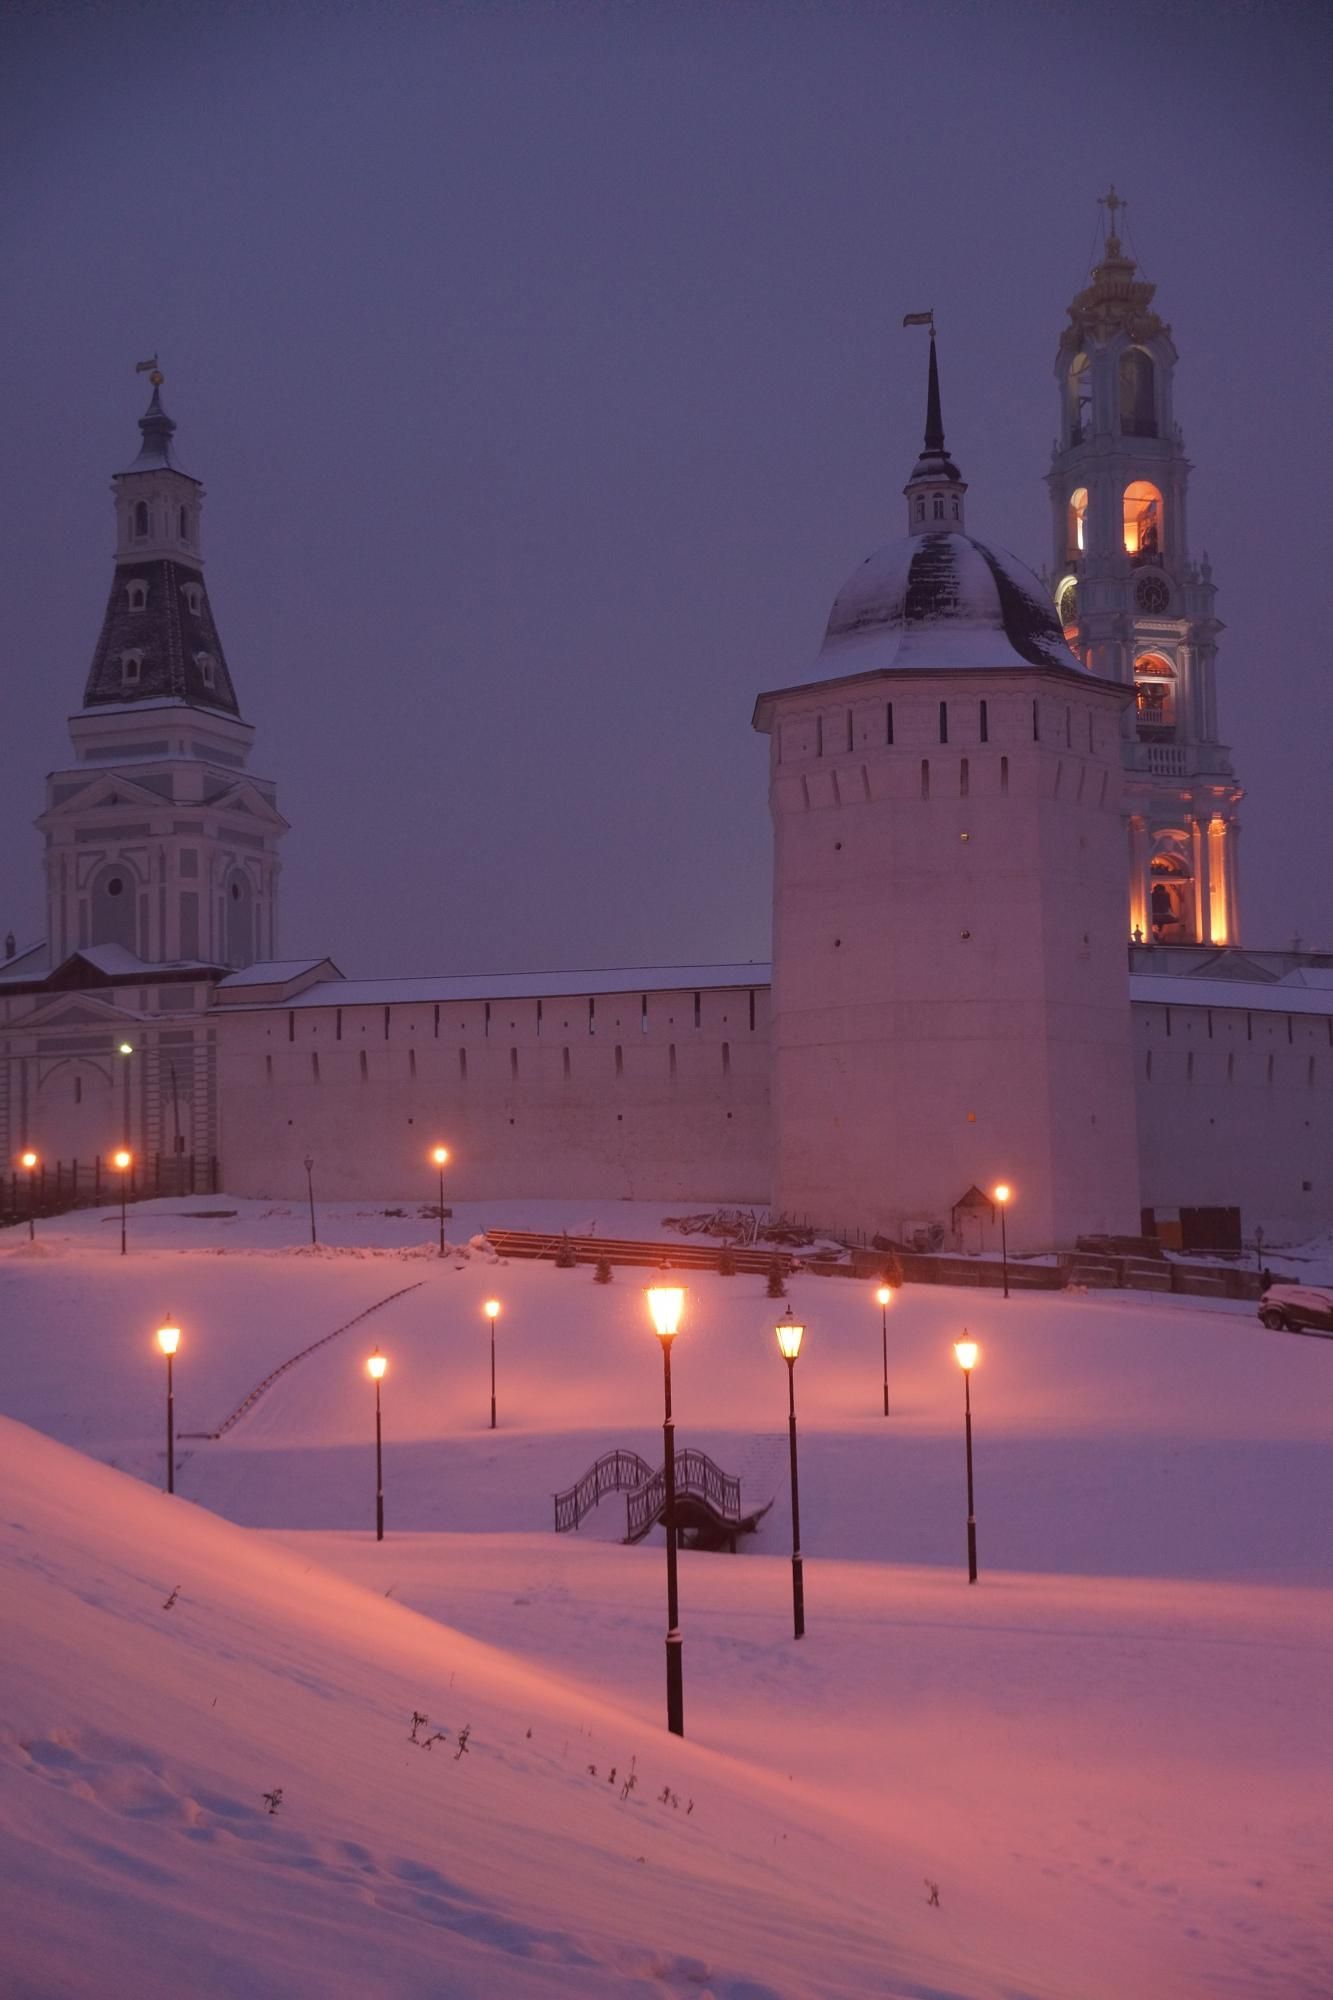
[1048,191,1243,947]
[37,369,287,970]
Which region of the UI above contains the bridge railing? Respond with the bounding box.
[624,1448,741,1541]
[553,1449,654,1532]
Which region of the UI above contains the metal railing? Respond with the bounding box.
[553,1446,743,1540]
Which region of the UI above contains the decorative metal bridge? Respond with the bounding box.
[553,1447,769,1549]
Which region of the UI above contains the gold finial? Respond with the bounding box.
[1099,184,1125,254]
[135,354,164,387]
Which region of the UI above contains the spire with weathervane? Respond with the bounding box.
[902,314,967,535]
[81,360,241,718]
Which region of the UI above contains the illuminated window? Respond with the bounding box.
[1134,653,1176,733]
[1067,488,1088,557]
[1123,481,1163,558]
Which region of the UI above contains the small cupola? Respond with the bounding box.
[903,325,968,535]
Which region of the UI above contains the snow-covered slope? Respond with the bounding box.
[3,1196,1332,1996]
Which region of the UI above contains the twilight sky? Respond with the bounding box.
[3,0,1330,976]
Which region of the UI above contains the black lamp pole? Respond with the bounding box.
[26,1166,36,1243]
[490,1319,497,1430]
[304,1154,316,1246]
[660,1334,684,1736]
[880,1294,890,1416]
[374,1370,384,1542]
[120,1172,128,1257]
[165,1346,175,1494]
[785,1352,805,1638]
[963,1367,978,1584]
[438,1159,446,1256]
[999,1202,1010,1300]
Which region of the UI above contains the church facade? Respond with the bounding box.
[4,225,1331,1250]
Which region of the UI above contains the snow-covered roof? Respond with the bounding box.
[0,942,50,985]
[216,959,336,989]
[272,963,773,1010]
[817,531,1086,676]
[1130,973,1333,1017]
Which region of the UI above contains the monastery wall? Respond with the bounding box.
[213,980,772,1204]
[1131,996,1333,1246]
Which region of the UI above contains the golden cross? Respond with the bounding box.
[1100,184,1125,241]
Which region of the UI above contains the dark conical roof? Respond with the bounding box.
[83,559,240,713]
[120,383,196,479]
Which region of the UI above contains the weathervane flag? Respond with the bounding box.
[135,356,159,373]
[902,311,935,331]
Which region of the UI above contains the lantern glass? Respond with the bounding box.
[775,1311,804,1361]
[993,1183,1011,1205]
[113,1149,132,1172]
[954,1338,979,1372]
[367,1350,387,1380]
[157,1323,181,1355]
[484,1299,500,1321]
[646,1285,685,1340]
[20,1150,37,1170]
[431,1146,449,1166]
[875,1284,892,1307]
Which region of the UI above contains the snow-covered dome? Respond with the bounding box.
[818,529,1083,675]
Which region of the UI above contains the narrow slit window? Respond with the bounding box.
[615,1044,624,1077]
[588,997,596,1036]
[1000,755,1009,795]
[939,701,949,744]
[979,699,988,743]
[311,1052,320,1081]
[359,1049,368,1081]
[748,989,756,1032]
[384,1006,390,1040]
[562,1046,571,1079]
[694,992,701,1029]
[1065,706,1072,748]
[409,1048,417,1079]
[886,701,894,745]
[641,993,648,1034]
[1032,699,1040,741]
[960,758,969,798]
[510,1047,519,1081]
[721,1041,730,1077]
[920,759,930,800]
[337,1008,343,1041]
[669,1043,677,1079]
[459,1047,468,1082]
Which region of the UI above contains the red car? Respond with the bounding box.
[1258,1284,1333,1339]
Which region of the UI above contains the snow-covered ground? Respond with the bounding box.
[2,1197,1331,1997]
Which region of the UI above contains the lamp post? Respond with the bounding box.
[954,1337,979,1584]
[431,1145,449,1257]
[303,1153,316,1246]
[367,1347,387,1541]
[775,1306,806,1639]
[20,1150,38,1242]
[157,1318,180,1493]
[645,1282,685,1737]
[113,1148,133,1256]
[993,1183,1011,1299]
[484,1298,500,1428]
[875,1283,893,1415]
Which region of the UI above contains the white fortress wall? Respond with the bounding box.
[213,972,772,1203]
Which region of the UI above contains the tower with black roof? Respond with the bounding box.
[38,373,287,970]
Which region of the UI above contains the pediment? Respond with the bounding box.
[210,780,289,830]
[8,990,142,1030]
[1188,951,1278,984]
[41,771,167,819]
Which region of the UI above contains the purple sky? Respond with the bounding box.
[4,1,1330,976]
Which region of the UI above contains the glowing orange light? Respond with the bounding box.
[367,1348,387,1380]
[431,1145,449,1167]
[993,1183,1011,1205]
[954,1339,979,1372]
[875,1284,892,1307]
[20,1150,38,1171]
[113,1149,132,1172]
[157,1321,181,1356]
[646,1285,685,1340]
[775,1308,805,1362]
[483,1298,500,1321]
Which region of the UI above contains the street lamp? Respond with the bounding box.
[954,1337,979,1584]
[993,1183,1012,1299]
[367,1347,387,1541]
[19,1150,38,1242]
[157,1318,180,1494]
[645,1281,686,1737]
[431,1145,449,1257]
[484,1297,500,1428]
[775,1307,806,1639]
[875,1283,894,1415]
[303,1154,316,1246]
[113,1148,133,1256]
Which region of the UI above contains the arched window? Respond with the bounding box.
[1119,349,1157,437]
[913,497,925,523]
[120,651,143,688]
[950,496,960,520]
[1069,352,1092,442]
[178,505,191,542]
[1123,480,1163,559]
[126,581,147,612]
[1056,575,1079,634]
[932,495,945,520]
[182,583,202,616]
[225,868,255,967]
[1067,488,1088,557]
[132,500,149,539]
[90,864,138,953]
[1148,852,1192,944]
[194,650,217,691]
